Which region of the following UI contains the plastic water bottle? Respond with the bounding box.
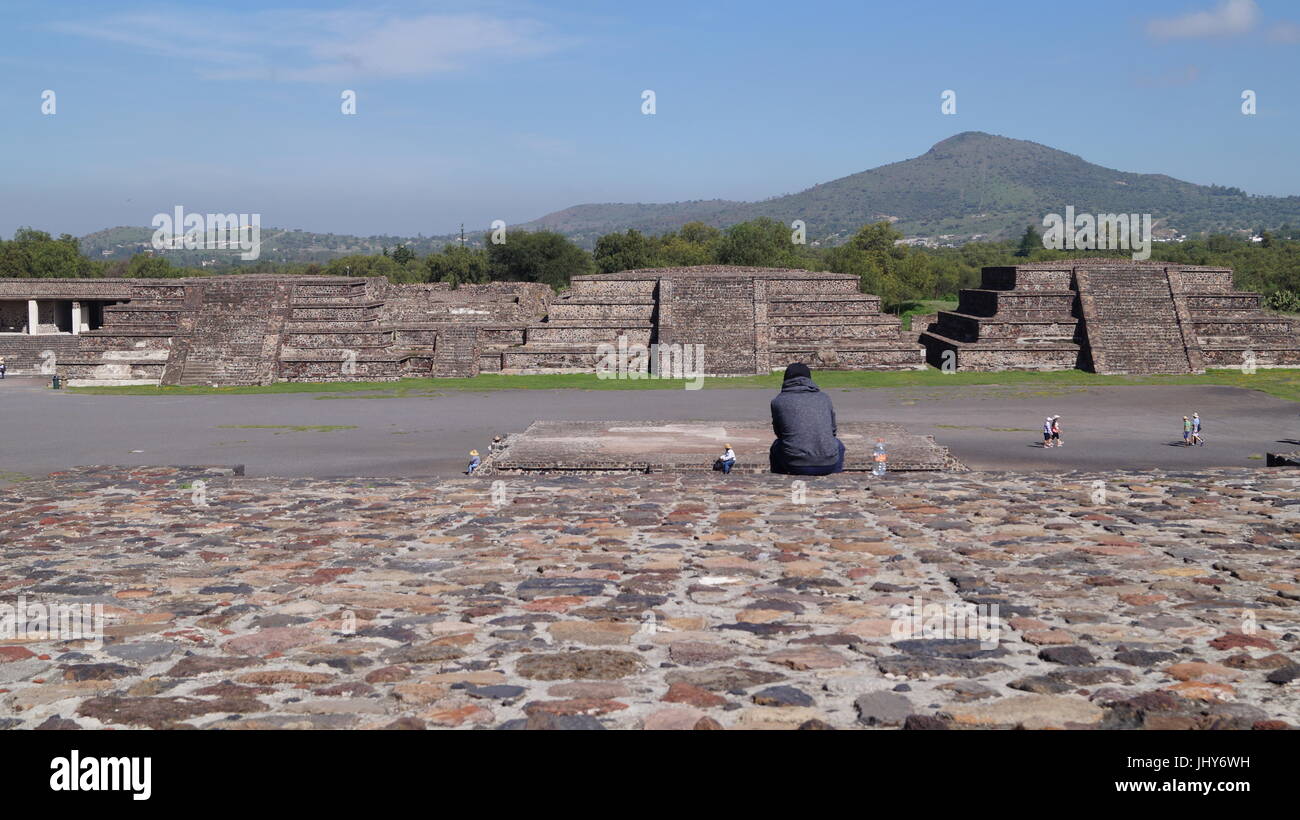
[872,438,887,476]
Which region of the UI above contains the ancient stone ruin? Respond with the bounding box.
[508,267,924,375]
[1,267,921,386]
[484,420,963,474]
[920,259,1300,373]
[1,259,1295,385]
[27,275,550,386]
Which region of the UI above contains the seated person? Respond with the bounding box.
[769,363,845,476]
[465,449,481,475]
[719,444,736,474]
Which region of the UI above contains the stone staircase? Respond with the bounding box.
[274,279,408,382]
[0,334,83,375]
[1076,266,1194,375]
[499,267,925,375]
[172,278,293,386]
[765,284,926,372]
[1170,268,1300,369]
[920,265,1083,371]
[59,282,188,386]
[915,259,1300,374]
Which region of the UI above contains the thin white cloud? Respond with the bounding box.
[1269,21,1300,43]
[50,7,568,81]
[1146,0,1260,39]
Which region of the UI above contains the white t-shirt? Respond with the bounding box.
[722,449,736,462]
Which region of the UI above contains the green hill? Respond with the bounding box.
[518,131,1300,245]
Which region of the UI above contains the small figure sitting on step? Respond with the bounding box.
[719,444,736,474]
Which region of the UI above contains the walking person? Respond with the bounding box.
[0,356,6,380]
[769,363,845,475]
[1191,412,1204,446]
[719,444,736,474]
[1182,416,1192,446]
[1050,415,1062,448]
[1043,417,1054,448]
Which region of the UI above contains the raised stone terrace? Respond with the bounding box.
[920,259,1300,374]
[18,268,921,386]
[487,420,961,474]
[1,465,1297,730]
[54,276,550,387]
[506,266,925,376]
[13,260,1297,384]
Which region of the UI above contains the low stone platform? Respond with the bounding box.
[1,465,1297,730]
[487,420,962,474]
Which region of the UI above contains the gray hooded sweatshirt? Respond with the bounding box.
[770,375,841,467]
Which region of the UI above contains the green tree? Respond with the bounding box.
[825,222,903,302]
[126,254,176,278]
[593,229,657,273]
[847,221,903,254]
[0,228,87,277]
[485,230,595,289]
[1015,224,1042,257]
[678,221,722,246]
[391,244,415,265]
[716,218,799,267]
[426,243,489,288]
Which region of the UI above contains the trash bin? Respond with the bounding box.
[51,374,62,389]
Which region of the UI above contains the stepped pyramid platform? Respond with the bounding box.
[919,259,1300,374]
[497,266,925,375]
[57,276,551,386]
[486,420,962,474]
[38,259,1296,387]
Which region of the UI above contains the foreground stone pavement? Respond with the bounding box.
[1,465,1297,730]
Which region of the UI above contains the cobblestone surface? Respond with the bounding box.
[1,465,1297,730]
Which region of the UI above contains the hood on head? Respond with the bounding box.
[780,375,820,393]
[783,362,811,381]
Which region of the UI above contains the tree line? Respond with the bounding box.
[4,221,1299,313]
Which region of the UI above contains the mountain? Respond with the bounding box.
[517,131,1300,245]
[75,132,1300,259]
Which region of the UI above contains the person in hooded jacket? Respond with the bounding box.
[769,363,845,475]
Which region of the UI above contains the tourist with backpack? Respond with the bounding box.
[1191,412,1204,446]
[1043,417,1054,448]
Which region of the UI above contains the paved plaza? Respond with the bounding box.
[0,464,1297,730]
[0,378,1296,479]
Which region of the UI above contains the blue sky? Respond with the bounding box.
[2,0,1298,237]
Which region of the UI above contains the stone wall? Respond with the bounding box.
[659,276,757,375]
[7,268,922,384]
[0,335,83,375]
[920,259,1300,373]
[376,281,550,324]
[512,267,925,375]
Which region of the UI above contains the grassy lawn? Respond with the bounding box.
[64,367,1300,402]
[898,300,958,330]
